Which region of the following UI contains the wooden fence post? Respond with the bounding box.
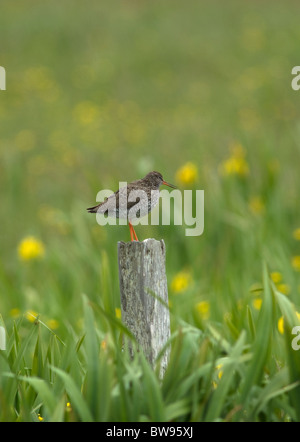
[118,238,170,377]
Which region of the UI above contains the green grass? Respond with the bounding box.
[1,0,300,421]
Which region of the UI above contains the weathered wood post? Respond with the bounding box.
[118,238,170,376]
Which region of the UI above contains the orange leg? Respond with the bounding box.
[129,222,139,241]
[132,225,139,241]
[129,222,134,241]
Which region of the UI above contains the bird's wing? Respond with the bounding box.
[115,187,140,210]
[87,186,140,214]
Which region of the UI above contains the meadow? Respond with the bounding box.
[1,0,300,422]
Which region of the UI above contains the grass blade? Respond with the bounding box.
[51,366,93,422]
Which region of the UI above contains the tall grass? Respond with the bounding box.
[1,264,300,422]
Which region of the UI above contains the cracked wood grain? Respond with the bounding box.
[118,238,170,376]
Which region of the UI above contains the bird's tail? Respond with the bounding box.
[87,204,101,213]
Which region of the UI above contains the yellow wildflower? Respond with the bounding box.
[292,256,300,272]
[46,319,59,330]
[9,308,21,319]
[18,236,45,261]
[195,301,210,320]
[293,228,300,241]
[252,298,262,310]
[38,414,44,422]
[115,308,122,319]
[249,196,265,215]
[175,162,198,186]
[270,272,290,295]
[212,364,223,389]
[216,364,223,380]
[101,339,107,351]
[171,271,192,293]
[277,284,290,296]
[26,310,39,323]
[278,313,300,335]
[270,272,282,284]
[219,143,249,177]
[72,101,100,126]
[222,155,249,176]
[23,66,60,102]
[278,316,284,334]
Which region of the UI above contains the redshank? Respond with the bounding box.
[87,171,176,241]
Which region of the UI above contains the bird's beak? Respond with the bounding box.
[162,180,177,189]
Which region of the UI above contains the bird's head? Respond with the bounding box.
[144,171,177,189]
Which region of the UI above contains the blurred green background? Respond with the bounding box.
[1,0,300,321]
[1,0,300,420]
